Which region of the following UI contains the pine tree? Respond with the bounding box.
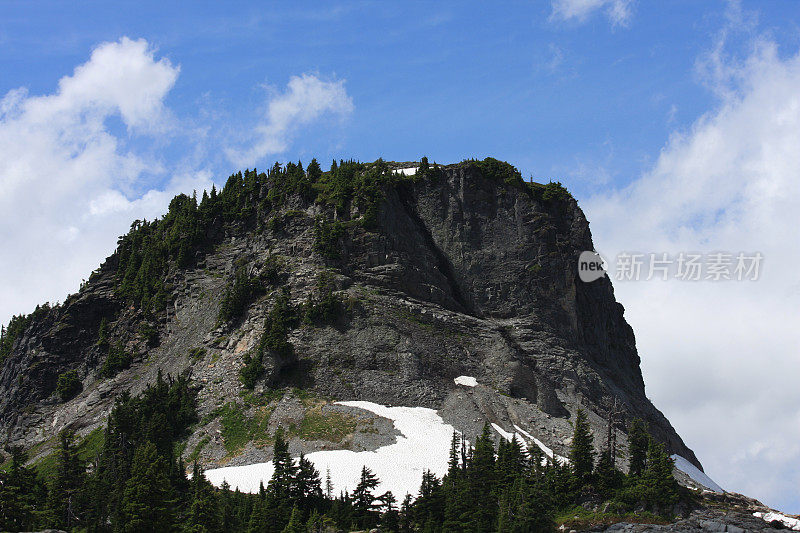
[447,431,461,479]
[120,441,173,532]
[627,418,649,476]
[46,430,86,529]
[569,408,595,485]
[247,497,270,533]
[415,470,443,528]
[325,467,333,498]
[0,447,42,531]
[293,453,322,511]
[460,424,497,531]
[638,439,680,511]
[266,428,296,528]
[352,465,380,528]
[281,505,304,533]
[595,448,623,497]
[399,494,414,533]
[307,158,323,182]
[185,462,222,533]
[379,490,400,532]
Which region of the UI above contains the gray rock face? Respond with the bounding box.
[0,160,699,473]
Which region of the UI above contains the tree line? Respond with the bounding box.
[1,371,690,532]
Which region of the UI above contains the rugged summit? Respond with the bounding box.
[0,158,699,475]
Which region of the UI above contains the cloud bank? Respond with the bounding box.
[0,39,352,326]
[584,37,800,511]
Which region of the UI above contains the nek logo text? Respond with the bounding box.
[578,251,607,282]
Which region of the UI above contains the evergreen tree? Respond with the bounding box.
[627,418,649,476]
[46,430,86,529]
[0,447,42,531]
[185,462,222,533]
[120,441,173,532]
[307,158,323,182]
[379,491,400,532]
[638,440,680,511]
[399,494,414,533]
[281,505,304,533]
[293,453,322,511]
[247,497,270,533]
[469,424,497,531]
[569,409,595,485]
[352,466,380,528]
[325,467,333,499]
[415,470,443,528]
[595,448,623,497]
[266,427,297,528]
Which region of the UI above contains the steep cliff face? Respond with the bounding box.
[0,159,699,472]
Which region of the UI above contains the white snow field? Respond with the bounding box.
[753,511,800,531]
[393,167,418,176]
[205,401,456,499]
[671,454,723,493]
[453,375,478,387]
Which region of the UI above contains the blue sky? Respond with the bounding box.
[2,0,800,513]
[2,1,773,196]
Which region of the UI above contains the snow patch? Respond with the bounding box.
[205,401,456,499]
[394,167,418,176]
[491,423,568,465]
[671,454,723,493]
[513,424,568,464]
[754,511,800,531]
[454,375,478,387]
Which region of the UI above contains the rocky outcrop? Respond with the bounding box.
[0,160,699,473]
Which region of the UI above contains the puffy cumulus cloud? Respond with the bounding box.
[550,0,633,27]
[228,73,353,167]
[583,39,800,511]
[0,38,212,325]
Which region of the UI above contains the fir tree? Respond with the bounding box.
[185,462,222,533]
[293,453,322,511]
[247,497,270,533]
[46,430,86,529]
[627,418,649,476]
[569,409,595,485]
[281,505,304,533]
[638,439,680,511]
[0,447,42,531]
[120,441,173,532]
[352,465,380,528]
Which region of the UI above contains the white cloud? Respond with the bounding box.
[583,38,800,512]
[0,38,211,325]
[550,0,633,27]
[228,73,353,167]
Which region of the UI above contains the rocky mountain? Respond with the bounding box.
[0,158,700,486]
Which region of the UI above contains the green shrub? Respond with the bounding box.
[239,351,263,389]
[138,322,158,346]
[296,409,357,442]
[301,281,341,327]
[470,157,525,187]
[189,347,207,361]
[541,181,571,203]
[240,289,297,389]
[56,369,82,401]
[187,436,210,463]
[100,342,132,377]
[218,265,263,323]
[218,402,272,454]
[0,313,33,365]
[313,217,346,260]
